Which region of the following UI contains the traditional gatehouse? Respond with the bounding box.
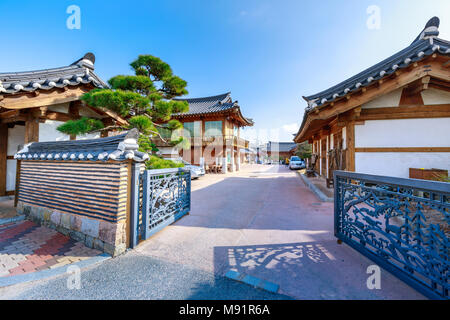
[0,53,127,196]
[14,129,148,256]
[294,17,450,181]
[155,92,254,173]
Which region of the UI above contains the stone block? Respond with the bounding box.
[99,221,117,245]
[93,238,104,251]
[56,225,69,236]
[81,218,100,238]
[61,213,71,229]
[43,208,52,221]
[69,230,86,243]
[30,205,38,216]
[50,211,61,226]
[104,242,126,257]
[16,201,24,214]
[85,235,94,248]
[23,205,31,216]
[70,215,82,232]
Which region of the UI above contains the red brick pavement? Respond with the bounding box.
[0,220,101,277]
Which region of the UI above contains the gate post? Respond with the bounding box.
[130,162,142,248]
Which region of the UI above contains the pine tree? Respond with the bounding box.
[57,55,189,155]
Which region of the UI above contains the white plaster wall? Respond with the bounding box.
[421,88,450,105]
[342,127,347,149]
[7,125,25,155]
[6,126,25,191]
[6,160,17,191]
[79,106,104,119]
[78,133,101,140]
[47,103,69,113]
[355,118,450,148]
[39,120,71,142]
[355,152,450,178]
[361,88,402,109]
[158,147,179,157]
[319,139,322,175]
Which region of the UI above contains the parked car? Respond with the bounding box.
[165,158,205,179]
[288,156,305,170]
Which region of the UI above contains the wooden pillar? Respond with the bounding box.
[346,121,355,172]
[0,124,7,196]
[68,101,80,141]
[25,114,39,143]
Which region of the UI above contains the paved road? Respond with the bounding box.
[0,164,425,299]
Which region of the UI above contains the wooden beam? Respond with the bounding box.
[0,124,7,196]
[0,109,20,119]
[25,114,39,143]
[0,86,92,110]
[359,104,450,121]
[345,122,355,172]
[355,147,450,152]
[44,111,77,122]
[14,160,21,207]
[68,101,80,117]
[85,104,128,126]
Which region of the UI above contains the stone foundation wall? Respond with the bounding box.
[16,201,127,257]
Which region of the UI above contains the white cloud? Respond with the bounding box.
[281,123,299,134]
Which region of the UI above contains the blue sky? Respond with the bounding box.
[1,0,449,143]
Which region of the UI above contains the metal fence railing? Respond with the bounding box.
[334,170,449,300]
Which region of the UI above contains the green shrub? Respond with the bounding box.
[57,117,104,136]
[145,155,184,170]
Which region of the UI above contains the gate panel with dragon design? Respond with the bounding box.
[135,167,191,242]
[334,170,449,300]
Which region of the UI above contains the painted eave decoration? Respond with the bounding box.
[0,52,108,95]
[173,92,254,126]
[14,128,149,162]
[294,16,450,142]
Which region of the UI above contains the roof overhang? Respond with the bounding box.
[172,105,254,127]
[294,54,450,143]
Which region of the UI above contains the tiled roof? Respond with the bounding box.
[173,92,234,115]
[173,92,254,125]
[267,142,297,153]
[14,129,149,162]
[303,17,450,111]
[0,53,108,94]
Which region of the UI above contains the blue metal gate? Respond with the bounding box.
[130,167,191,247]
[334,170,449,300]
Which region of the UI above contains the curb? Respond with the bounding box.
[0,253,111,288]
[225,270,279,294]
[297,172,333,202]
[0,215,25,226]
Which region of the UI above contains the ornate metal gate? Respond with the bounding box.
[131,167,191,246]
[334,170,449,300]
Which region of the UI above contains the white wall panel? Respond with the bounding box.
[355,152,450,178]
[355,118,450,148]
[39,120,71,142]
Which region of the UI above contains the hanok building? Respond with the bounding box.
[0,53,127,196]
[156,92,254,173]
[266,141,297,162]
[294,17,450,180]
